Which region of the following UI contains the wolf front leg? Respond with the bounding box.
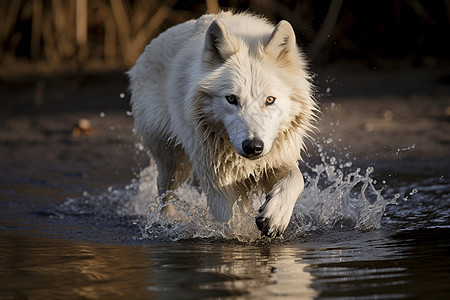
[256,166,304,237]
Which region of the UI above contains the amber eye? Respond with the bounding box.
[225,94,238,105]
[266,96,276,105]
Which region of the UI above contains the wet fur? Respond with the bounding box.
[128,12,317,237]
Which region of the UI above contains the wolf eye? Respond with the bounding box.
[266,96,276,105]
[225,94,238,105]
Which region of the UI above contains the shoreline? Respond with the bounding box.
[1,64,449,167]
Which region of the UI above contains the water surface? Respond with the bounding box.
[1,145,449,299]
[1,103,449,299]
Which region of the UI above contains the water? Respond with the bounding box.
[1,124,449,299]
[138,147,395,242]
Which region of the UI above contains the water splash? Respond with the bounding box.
[289,164,392,237]
[136,143,396,241]
[140,166,262,242]
[59,179,145,218]
[57,141,396,242]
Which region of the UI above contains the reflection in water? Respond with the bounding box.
[0,233,318,299]
[308,229,450,299]
[148,243,317,298]
[0,233,155,299]
[1,228,450,299]
[0,154,448,299]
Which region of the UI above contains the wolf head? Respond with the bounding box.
[197,17,314,160]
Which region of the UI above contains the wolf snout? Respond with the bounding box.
[242,139,264,158]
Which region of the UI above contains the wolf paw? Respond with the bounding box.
[256,195,295,238]
[159,191,186,221]
[255,215,284,238]
[255,168,303,238]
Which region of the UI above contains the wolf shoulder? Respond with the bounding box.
[140,12,276,72]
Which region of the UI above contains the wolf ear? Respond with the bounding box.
[204,20,238,63]
[265,21,298,65]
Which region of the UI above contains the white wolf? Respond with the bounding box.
[128,12,317,237]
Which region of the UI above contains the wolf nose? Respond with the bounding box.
[242,139,264,157]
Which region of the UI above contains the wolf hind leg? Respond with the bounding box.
[149,137,192,218]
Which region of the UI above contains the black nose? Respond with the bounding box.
[242,139,264,157]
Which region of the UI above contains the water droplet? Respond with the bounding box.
[120,92,125,99]
[100,112,105,118]
[396,142,416,155]
[136,143,144,151]
[329,156,336,165]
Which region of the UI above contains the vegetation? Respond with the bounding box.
[1,0,448,76]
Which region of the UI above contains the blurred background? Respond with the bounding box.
[1,0,449,76]
[0,0,449,162]
[1,4,450,298]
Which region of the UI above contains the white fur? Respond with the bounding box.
[128,12,318,237]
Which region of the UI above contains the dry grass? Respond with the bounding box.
[0,0,447,77]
